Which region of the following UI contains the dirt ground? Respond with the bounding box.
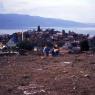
[0,52,95,95]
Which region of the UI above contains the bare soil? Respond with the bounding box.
[0,52,95,95]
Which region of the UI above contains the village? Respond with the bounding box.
[0,26,95,95]
[0,26,95,55]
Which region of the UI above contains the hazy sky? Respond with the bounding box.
[0,0,95,23]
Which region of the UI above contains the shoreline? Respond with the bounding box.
[0,27,95,36]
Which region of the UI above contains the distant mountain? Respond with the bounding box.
[0,14,95,29]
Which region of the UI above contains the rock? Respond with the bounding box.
[73,86,76,90]
[23,89,46,95]
[80,71,84,74]
[24,91,32,95]
[63,62,72,64]
[84,74,90,78]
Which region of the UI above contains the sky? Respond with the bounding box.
[0,0,95,23]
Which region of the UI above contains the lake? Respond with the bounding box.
[0,27,95,36]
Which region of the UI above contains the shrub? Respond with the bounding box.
[17,40,33,50]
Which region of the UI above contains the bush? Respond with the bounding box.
[17,40,33,50]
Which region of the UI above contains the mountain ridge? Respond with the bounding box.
[0,14,95,29]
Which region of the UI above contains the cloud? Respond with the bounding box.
[29,5,95,22]
[0,1,5,12]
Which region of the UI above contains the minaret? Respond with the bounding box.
[37,26,41,32]
[22,29,24,41]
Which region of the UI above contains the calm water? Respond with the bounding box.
[0,27,95,36]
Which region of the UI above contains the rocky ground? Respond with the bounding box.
[0,52,95,95]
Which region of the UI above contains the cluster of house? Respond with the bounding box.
[0,26,95,55]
